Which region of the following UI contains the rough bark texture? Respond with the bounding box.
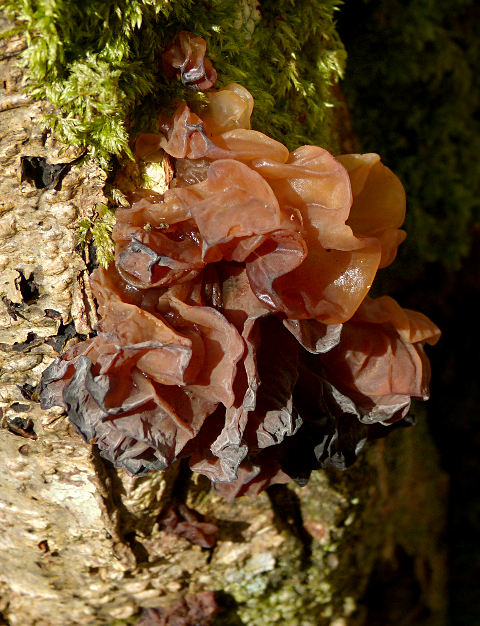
[0,21,448,626]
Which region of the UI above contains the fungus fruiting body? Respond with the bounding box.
[40,33,440,498]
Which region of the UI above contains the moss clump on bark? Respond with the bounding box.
[3,0,345,167]
[339,0,480,272]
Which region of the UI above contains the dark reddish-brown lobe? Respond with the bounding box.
[159,503,218,548]
[137,590,220,626]
[319,296,441,424]
[112,190,204,289]
[213,447,291,500]
[162,31,217,91]
[186,269,303,485]
[40,268,244,475]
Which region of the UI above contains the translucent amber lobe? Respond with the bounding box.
[167,159,289,262]
[201,83,254,135]
[337,153,407,268]
[156,102,290,164]
[40,62,440,497]
[248,146,381,323]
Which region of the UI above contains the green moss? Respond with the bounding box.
[4,0,345,168]
[339,0,480,272]
[78,203,116,268]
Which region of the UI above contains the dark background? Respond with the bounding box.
[338,2,480,624]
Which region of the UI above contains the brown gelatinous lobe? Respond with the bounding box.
[143,103,289,166]
[137,590,220,626]
[248,146,382,323]
[338,153,407,268]
[162,31,217,91]
[202,83,254,135]
[159,503,218,548]
[40,34,440,497]
[40,268,243,476]
[319,295,441,424]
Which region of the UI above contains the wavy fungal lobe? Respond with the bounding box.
[40,33,440,498]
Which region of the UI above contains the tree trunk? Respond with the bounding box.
[0,14,448,626]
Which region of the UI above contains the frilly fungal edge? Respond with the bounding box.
[40,33,440,499]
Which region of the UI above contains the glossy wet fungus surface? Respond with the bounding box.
[40,32,440,500]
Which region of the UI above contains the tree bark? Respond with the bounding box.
[0,17,448,626]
